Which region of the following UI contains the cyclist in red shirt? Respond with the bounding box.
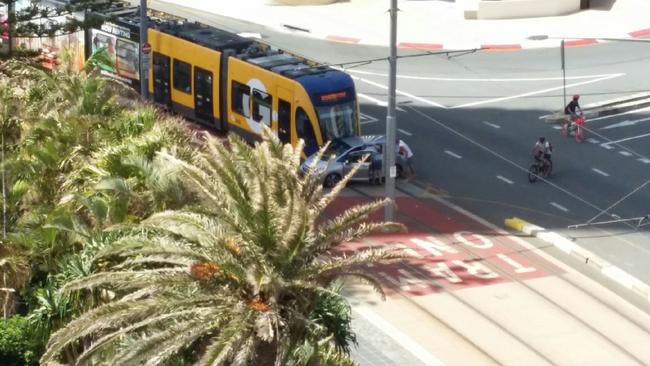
[564,94,583,122]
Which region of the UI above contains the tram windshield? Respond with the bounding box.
[316,100,358,140]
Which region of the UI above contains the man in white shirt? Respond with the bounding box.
[396,138,415,178]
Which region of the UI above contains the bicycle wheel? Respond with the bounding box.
[528,164,538,183]
[545,159,553,177]
[561,122,569,137]
[575,126,585,143]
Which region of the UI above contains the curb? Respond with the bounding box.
[314,26,650,51]
[543,91,650,123]
[505,217,650,303]
[322,26,650,51]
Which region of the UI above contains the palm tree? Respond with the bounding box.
[41,130,406,365]
[0,76,29,317]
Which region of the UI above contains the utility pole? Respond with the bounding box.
[139,0,149,98]
[7,1,14,56]
[560,39,566,109]
[384,0,397,221]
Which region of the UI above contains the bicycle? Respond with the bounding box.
[528,158,552,183]
[561,115,586,143]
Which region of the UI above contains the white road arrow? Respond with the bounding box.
[602,116,650,129]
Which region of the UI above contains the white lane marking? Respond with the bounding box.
[350,74,447,109]
[592,168,610,177]
[550,202,569,212]
[358,92,387,107]
[587,138,600,144]
[444,150,462,159]
[237,32,262,39]
[601,144,615,150]
[451,74,624,109]
[601,116,650,129]
[496,175,514,184]
[354,92,405,112]
[639,158,650,164]
[601,132,650,147]
[360,112,379,125]
[619,150,633,157]
[552,125,562,130]
[354,306,447,366]
[482,121,500,129]
[398,128,413,136]
[347,69,618,82]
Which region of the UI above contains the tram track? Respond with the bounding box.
[343,184,650,365]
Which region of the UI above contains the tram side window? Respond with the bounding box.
[173,59,192,94]
[296,107,318,155]
[252,89,272,126]
[232,80,251,118]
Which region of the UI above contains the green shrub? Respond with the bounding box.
[0,315,41,366]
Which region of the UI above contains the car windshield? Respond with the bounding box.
[320,139,351,160]
[316,100,358,140]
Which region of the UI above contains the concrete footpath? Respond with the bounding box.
[335,182,650,365]
[148,0,650,50]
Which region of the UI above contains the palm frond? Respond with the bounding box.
[73,308,214,366]
[197,314,252,366]
[110,314,223,366]
[61,268,189,293]
[315,154,369,213]
[311,221,406,260]
[300,247,406,283]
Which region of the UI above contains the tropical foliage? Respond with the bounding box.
[40,130,405,365]
[0,315,40,366]
[0,48,405,365]
[0,52,197,363]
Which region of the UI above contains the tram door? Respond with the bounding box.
[152,52,171,107]
[277,88,293,145]
[194,67,215,125]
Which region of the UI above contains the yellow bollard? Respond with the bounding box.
[504,217,530,232]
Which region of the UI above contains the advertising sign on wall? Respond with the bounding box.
[90,23,140,82]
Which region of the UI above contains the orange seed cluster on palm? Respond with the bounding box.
[190,262,220,281]
[247,296,270,312]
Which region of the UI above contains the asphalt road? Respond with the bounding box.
[350,44,650,285]
[167,0,650,302]
[141,6,650,364]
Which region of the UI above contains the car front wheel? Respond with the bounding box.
[324,173,342,188]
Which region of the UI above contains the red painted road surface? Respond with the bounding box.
[326,196,562,297]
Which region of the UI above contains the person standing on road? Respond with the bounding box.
[396,138,415,178]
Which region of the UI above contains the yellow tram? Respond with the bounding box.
[87,8,360,155]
